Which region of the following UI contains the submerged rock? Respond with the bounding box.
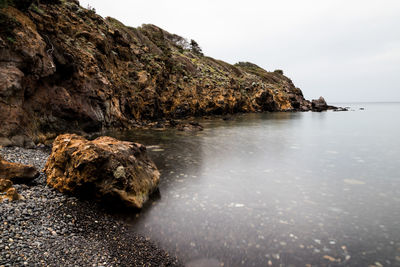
[332,107,349,112]
[177,122,204,132]
[44,134,160,208]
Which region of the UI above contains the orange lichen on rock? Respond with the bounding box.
[44,134,160,208]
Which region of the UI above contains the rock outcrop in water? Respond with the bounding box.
[44,134,160,208]
[0,0,329,146]
[311,96,329,112]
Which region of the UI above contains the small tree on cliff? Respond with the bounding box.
[190,39,203,56]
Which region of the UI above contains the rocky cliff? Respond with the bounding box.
[1,0,315,146]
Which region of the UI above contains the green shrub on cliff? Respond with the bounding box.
[234,61,262,70]
[0,9,21,43]
[190,39,203,56]
[235,62,283,84]
[29,3,44,14]
[86,4,95,14]
[169,34,189,53]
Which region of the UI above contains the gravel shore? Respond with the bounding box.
[0,146,182,267]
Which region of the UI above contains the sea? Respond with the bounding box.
[110,102,400,266]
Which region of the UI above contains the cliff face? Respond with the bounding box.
[0,0,312,146]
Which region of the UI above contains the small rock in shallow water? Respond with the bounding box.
[176,122,204,132]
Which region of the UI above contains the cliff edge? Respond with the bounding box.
[1,0,318,146]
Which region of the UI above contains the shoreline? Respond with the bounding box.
[0,146,182,266]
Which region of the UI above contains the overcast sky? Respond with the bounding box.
[80,0,400,102]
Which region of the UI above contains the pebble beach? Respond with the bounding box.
[0,146,181,267]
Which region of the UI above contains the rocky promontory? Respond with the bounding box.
[1,0,328,147]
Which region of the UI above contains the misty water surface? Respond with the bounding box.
[110,103,400,266]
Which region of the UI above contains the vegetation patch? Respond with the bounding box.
[0,9,21,42]
[235,61,281,84]
[190,39,203,56]
[29,3,44,14]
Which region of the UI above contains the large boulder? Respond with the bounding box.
[44,134,160,208]
[0,155,39,183]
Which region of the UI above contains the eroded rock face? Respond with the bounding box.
[0,155,39,183]
[44,134,160,208]
[0,2,321,144]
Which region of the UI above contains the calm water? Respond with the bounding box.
[111,103,400,266]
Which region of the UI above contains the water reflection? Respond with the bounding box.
[109,104,400,266]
